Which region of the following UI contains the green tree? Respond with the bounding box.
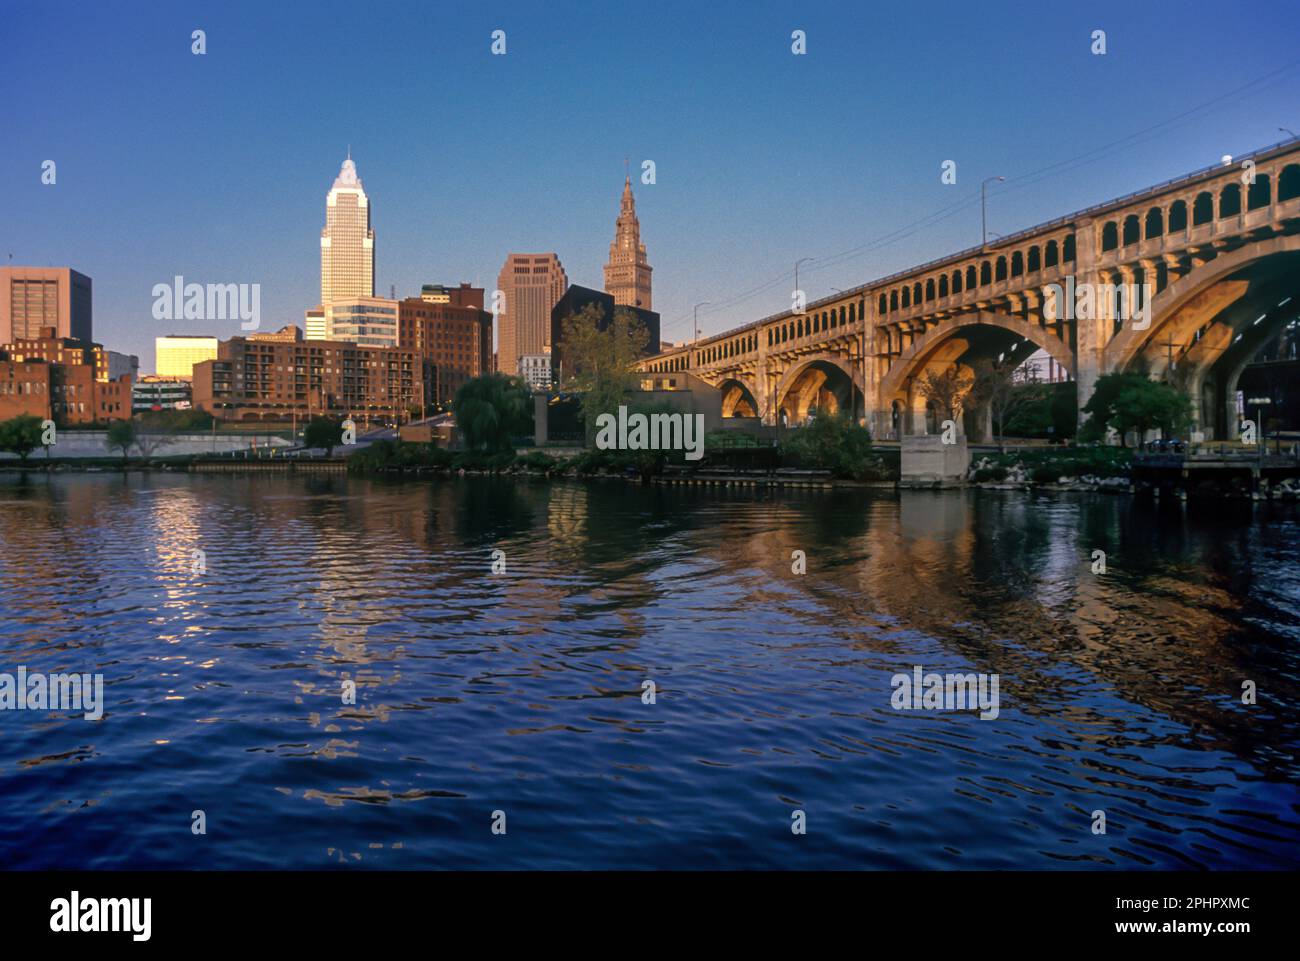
[1080,372,1192,447]
[453,373,533,452]
[105,420,136,463]
[0,414,45,461]
[970,359,1049,452]
[779,410,874,478]
[558,303,650,441]
[303,416,344,456]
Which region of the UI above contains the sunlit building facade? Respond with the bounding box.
[320,154,375,306]
[156,335,219,380]
[0,266,93,343]
[496,253,567,379]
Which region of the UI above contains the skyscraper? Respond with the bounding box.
[320,153,375,306]
[603,177,652,310]
[496,253,567,378]
[0,267,92,343]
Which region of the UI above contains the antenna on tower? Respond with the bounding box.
[390,284,396,299]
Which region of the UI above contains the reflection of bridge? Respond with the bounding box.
[637,140,1300,440]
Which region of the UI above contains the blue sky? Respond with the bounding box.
[5,0,1299,370]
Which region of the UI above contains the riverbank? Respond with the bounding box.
[6,444,1298,500]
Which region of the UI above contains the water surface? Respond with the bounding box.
[0,473,1297,869]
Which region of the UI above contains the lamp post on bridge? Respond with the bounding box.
[794,258,813,310]
[982,176,1005,249]
[693,302,710,369]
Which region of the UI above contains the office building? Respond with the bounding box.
[549,285,660,384]
[191,324,421,425]
[496,253,567,379]
[156,335,219,380]
[305,305,327,341]
[325,296,399,348]
[518,353,553,391]
[397,284,492,408]
[320,153,375,305]
[0,326,131,425]
[0,267,93,344]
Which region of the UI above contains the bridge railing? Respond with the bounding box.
[674,136,1300,355]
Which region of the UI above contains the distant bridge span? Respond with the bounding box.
[637,139,1300,440]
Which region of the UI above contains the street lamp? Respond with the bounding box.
[982,176,1005,248]
[794,258,813,308]
[693,301,711,365]
[1281,127,1298,139]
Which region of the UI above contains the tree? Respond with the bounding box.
[453,373,533,451]
[303,417,344,456]
[779,410,875,478]
[105,420,136,463]
[916,365,973,426]
[970,359,1049,452]
[559,303,650,441]
[1080,372,1193,447]
[133,411,182,459]
[0,415,45,461]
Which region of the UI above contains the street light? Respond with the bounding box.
[1281,127,1298,139]
[794,258,813,308]
[982,176,1005,248]
[693,301,710,367]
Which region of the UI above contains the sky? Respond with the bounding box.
[4,0,1300,371]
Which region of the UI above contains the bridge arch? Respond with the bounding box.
[773,353,864,425]
[877,312,1074,437]
[878,311,1074,402]
[717,376,761,418]
[1107,234,1300,373]
[1103,234,1300,438]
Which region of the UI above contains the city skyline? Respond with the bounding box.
[6,0,1300,370]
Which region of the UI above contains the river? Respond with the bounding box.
[0,472,1297,869]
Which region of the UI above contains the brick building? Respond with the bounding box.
[397,284,492,408]
[191,325,422,424]
[0,327,131,425]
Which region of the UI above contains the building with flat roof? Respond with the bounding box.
[156,335,219,380]
[325,296,399,348]
[518,353,553,391]
[304,305,327,341]
[397,284,492,408]
[496,253,567,380]
[0,326,131,425]
[549,285,660,385]
[133,376,193,413]
[191,333,421,425]
[107,350,139,383]
[0,267,93,344]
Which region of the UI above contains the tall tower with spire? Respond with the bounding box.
[320,151,375,306]
[603,175,652,310]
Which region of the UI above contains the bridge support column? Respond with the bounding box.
[1072,219,1108,428]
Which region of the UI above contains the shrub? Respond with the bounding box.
[778,411,874,478]
[1030,466,1059,485]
